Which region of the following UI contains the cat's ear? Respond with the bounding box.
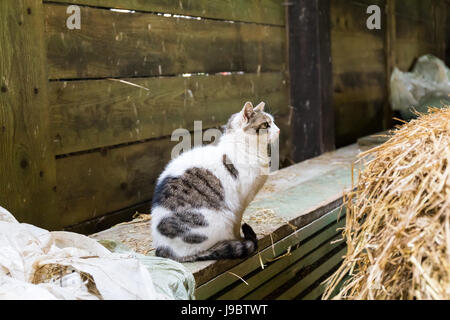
[254,102,265,112]
[242,101,254,122]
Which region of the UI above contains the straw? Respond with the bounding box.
[323,107,450,300]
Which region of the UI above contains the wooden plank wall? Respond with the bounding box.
[2,0,448,231]
[0,1,58,230]
[42,0,290,231]
[331,0,449,148]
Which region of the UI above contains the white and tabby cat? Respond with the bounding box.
[151,101,280,262]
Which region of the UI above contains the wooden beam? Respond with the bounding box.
[384,0,396,130]
[49,72,290,155]
[45,3,286,80]
[287,0,335,163]
[447,1,450,64]
[434,0,449,64]
[45,0,286,26]
[0,1,58,229]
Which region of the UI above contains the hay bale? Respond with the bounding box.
[323,107,450,300]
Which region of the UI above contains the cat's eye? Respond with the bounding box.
[256,122,270,134]
[261,122,270,129]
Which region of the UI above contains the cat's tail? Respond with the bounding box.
[156,224,258,263]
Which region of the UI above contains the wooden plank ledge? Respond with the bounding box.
[90,143,363,290]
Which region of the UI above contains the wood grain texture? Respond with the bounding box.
[288,0,334,162]
[195,208,344,299]
[216,221,345,300]
[45,3,286,79]
[330,0,387,148]
[394,0,447,70]
[244,239,344,299]
[0,1,58,229]
[434,0,448,60]
[56,137,173,227]
[49,72,290,155]
[274,246,346,300]
[63,200,151,235]
[335,100,385,147]
[384,0,396,130]
[45,0,286,26]
[395,0,435,22]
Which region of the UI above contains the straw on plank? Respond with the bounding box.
[323,107,450,300]
[107,78,150,91]
[227,271,249,286]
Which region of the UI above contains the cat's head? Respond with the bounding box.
[225,101,280,143]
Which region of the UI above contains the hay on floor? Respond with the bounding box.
[323,107,450,300]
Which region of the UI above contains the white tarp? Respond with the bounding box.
[390,54,450,120]
[0,206,195,300]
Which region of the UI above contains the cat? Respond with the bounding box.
[151,101,280,262]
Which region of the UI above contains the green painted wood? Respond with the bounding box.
[45,0,286,26]
[276,247,346,300]
[0,0,58,229]
[195,207,344,299]
[243,236,343,300]
[301,284,325,300]
[49,72,289,155]
[216,219,346,300]
[45,3,286,79]
[244,167,352,223]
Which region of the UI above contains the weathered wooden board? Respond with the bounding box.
[288,0,335,162]
[45,3,286,79]
[384,0,396,131]
[46,0,286,26]
[395,0,435,22]
[331,0,386,73]
[357,130,392,152]
[394,0,447,70]
[335,100,385,147]
[49,72,289,155]
[56,137,174,227]
[215,220,345,300]
[243,238,344,299]
[195,208,345,299]
[274,247,346,300]
[395,41,440,71]
[330,0,447,148]
[301,284,326,300]
[0,1,58,229]
[434,1,448,61]
[63,200,152,235]
[330,0,386,148]
[332,35,386,75]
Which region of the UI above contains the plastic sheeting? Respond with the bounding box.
[390,54,450,120]
[98,240,196,300]
[0,206,195,300]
